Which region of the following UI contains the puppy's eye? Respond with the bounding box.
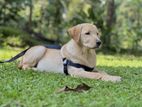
[85,32,90,35]
[97,32,99,35]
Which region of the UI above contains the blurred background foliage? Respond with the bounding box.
[0,0,142,54]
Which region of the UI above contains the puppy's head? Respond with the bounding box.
[68,23,101,49]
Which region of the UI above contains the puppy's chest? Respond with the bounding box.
[85,54,96,66]
[77,52,96,67]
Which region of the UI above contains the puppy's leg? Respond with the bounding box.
[69,67,121,82]
[19,46,47,70]
[93,69,108,74]
[93,69,121,82]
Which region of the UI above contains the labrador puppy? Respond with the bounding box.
[17,23,121,82]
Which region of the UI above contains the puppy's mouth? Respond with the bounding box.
[84,44,101,49]
[90,45,100,49]
[96,44,101,48]
[91,45,101,49]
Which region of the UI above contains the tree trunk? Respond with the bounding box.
[28,0,33,29]
[103,0,116,49]
[106,0,115,27]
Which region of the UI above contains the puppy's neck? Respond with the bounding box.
[61,39,96,67]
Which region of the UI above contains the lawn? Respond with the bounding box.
[0,48,142,107]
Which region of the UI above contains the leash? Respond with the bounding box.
[0,48,30,63]
[44,45,61,49]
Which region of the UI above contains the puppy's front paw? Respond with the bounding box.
[101,75,122,82]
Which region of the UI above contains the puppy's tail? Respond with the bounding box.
[0,48,30,63]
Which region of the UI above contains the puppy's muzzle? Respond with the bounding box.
[96,41,101,47]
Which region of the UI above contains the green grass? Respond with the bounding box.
[0,48,142,107]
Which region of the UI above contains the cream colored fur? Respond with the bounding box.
[18,23,121,82]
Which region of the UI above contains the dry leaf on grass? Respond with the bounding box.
[56,83,91,93]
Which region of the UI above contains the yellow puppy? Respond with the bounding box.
[7,23,122,82]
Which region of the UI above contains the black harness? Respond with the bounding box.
[0,45,94,75]
[63,58,94,75]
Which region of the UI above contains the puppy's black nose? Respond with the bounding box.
[96,41,101,46]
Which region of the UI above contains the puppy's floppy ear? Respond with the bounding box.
[68,25,82,43]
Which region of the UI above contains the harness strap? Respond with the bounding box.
[63,58,94,75]
[63,58,69,75]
